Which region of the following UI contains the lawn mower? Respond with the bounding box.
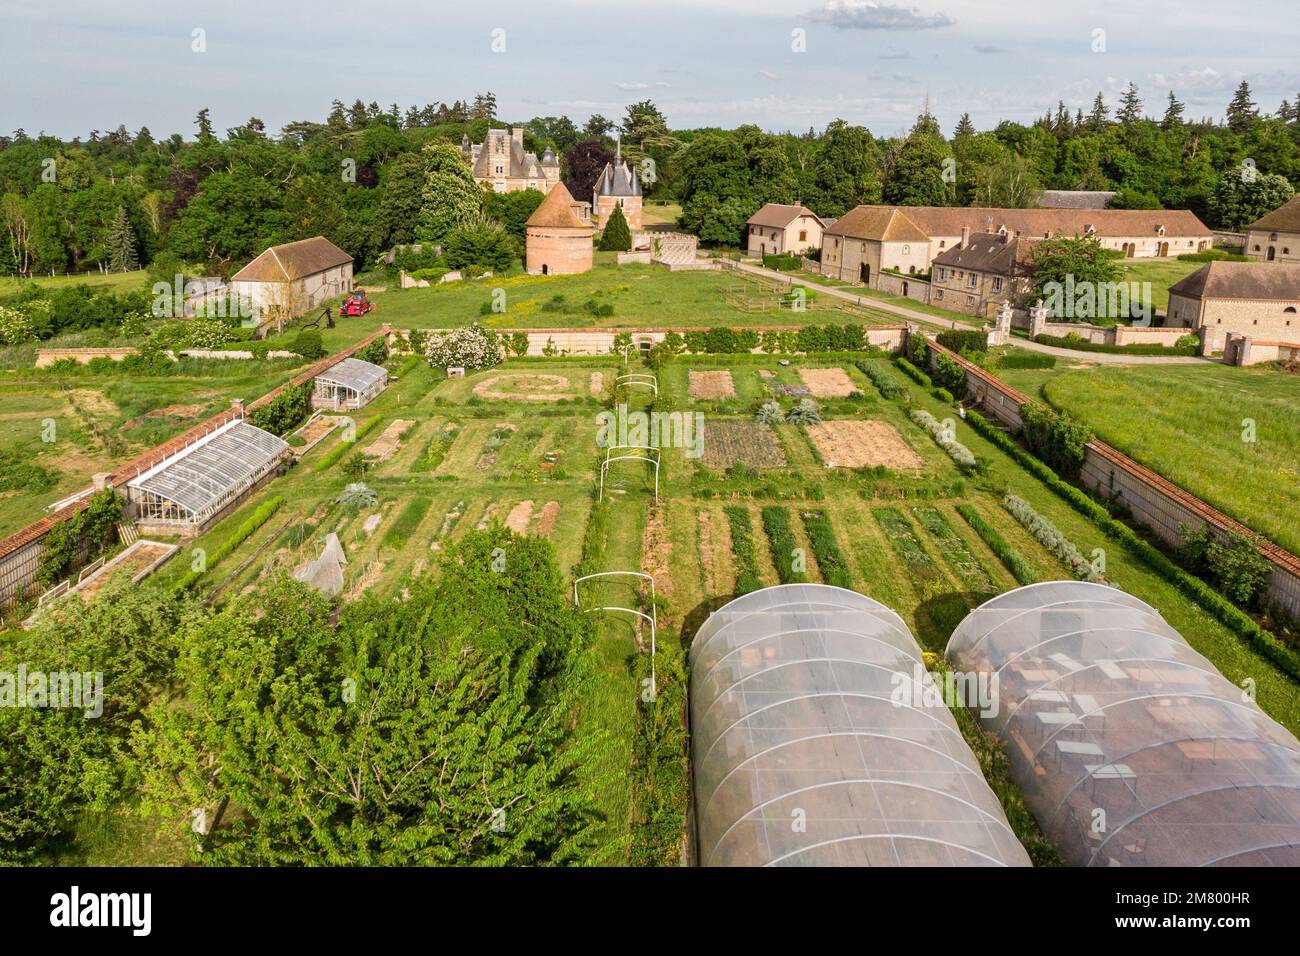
[338,290,373,317]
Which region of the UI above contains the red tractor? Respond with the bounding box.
[338,290,373,317]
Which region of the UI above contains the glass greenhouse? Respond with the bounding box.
[690,584,1031,867]
[312,357,388,411]
[947,581,1300,866]
[127,420,289,527]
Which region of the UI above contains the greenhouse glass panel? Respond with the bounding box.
[690,584,1030,867]
[947,581,1300,866]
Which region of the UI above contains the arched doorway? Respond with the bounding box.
[859,263,871,285]
[542,264,549,275]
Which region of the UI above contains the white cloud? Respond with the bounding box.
[805,1,955,31]
[615,81,672,91]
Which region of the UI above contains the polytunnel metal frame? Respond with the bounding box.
[127,421,290,526]
[689,583,1031,867]
[312,357,389,411]
[615,372,658,396]
[573,571,656,697]
[598,444,660,502]
[946,580,1300,867]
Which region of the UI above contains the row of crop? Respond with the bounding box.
[313,415,386,473]
[956,504,1039,586]
[1004,494,1107,583]
[854,359,905,400]
[895,357,932,387]
[174,496,285,590]
[723,506,762,595]
[910,409,978,471]
[799,510,853,589]
[761,506,807,584]
[912,506,994,594]
[380,496,433,550]
[962,409,1300,682]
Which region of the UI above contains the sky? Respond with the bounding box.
[3,0,1298,140]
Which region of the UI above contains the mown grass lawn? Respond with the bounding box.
[1115,257,1204,313]
[0,269,149,299]
[1025,363,1300,555]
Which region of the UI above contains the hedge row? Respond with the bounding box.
[965,410,1300,682]
[956,503,1039,586]
[1032,333,1198,357]
[313,415,385,473]
[800,509,853,589]
[895,357,932,387]
[1004,493,1107,583]
[761,505,807,584]
[174,496,284,590]
[723,506,762,594]
[936,329,989,354]
[997,352,1057,370]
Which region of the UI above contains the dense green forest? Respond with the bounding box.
[2,81,1297,278]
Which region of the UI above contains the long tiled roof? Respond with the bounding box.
[231,237,353,283]
[1168,261,1300,301]
[1248,195,1300,233]
[932,233,1038,275]
[746,203,823,229]
[824,206,930,242]
[831,205,1210,241]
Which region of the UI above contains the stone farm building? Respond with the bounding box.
[525,181,594,276]
[592,144,643,230]
[230,236,354,326]
[1167,261,1300,351]
[1245,195,1300,264]
[931,230,1038,316]
[463,127,560,194]
[745,203,826,258]
[819,205,1212,285]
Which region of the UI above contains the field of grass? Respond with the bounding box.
[1115,257,1204,313]
[1014,362,1300,555]
[0,269,149,298]
[640,202,682,228]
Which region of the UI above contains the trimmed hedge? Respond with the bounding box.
[997,352,1057,370]
[965,409,1300,682]
[936,329,989,353]
[956,503,1038,585]
[895,357,931,387]
[314,415,385,473]
[1032,333,1198,357]
[175,496,284,590]
[1018,402,1092,479]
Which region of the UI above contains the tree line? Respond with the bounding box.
[1,82,1296,278]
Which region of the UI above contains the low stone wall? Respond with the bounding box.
[1026,312,1192,348]
[926,337,1300,618]
[617,251,653,265]
[179,349,298,360]
[875,271,932,304]
[35,347,139,368]
[1225,337,1300,367]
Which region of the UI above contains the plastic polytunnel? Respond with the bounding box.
[690,584,1031,867]
[947,581,1300,866]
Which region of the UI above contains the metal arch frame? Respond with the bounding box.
[573,571,658,697]
[615,372,658,396]
[599,445,660,502]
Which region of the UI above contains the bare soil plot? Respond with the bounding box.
[688,370,736,399]
[66,389,119,418]
[505,500,534,533]
[293,415,343,454]
[473,373,576,401]
[806,420,924,470]
[799,367,858,397]
[76,541,176,597]
[696,508,734,597]
[589,372,606,397]
[365,420,411,461]
[534,501,561,537]
[700,420,786,468]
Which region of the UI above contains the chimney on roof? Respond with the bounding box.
[511,127,524,148]
[794,200,802,208]
[960,225,971,248]
[92,473,111,491]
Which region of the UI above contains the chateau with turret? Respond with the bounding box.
[592,143,643,230]
[462,127,560,194]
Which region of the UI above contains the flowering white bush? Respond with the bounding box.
[0,304,40,346]
[186,318,236,349]
[1004,493,1107,583]
[911,408,978,471]
[426,324,503,371]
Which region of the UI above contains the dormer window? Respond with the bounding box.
[1156,225,1166,236]
[1084,224,1096,234]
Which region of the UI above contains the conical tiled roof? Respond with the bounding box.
[526,182,590,230]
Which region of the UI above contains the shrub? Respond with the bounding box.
[314,415,385,473]
[426,324,503,370]
[755,401,784,424]
[1004,494,1107,583]
[336,482,378,508]
[911,408,978,471]
[356,337,389,366]
[1018,402,1092,479]
[1180,525,1272,606]
[289,329,326,360]
[936,329,988,353]
[248,382,311,436]
[906,331,928,366]
[895,357,931,387]
[1032,333,1197,357]
[932,352,967,394]
[997,352,1057,370]
[784,398,822,425]
[933,387,954,403]
[597,204,632,252]
[800,510,853,588]
[761,253,801,271]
